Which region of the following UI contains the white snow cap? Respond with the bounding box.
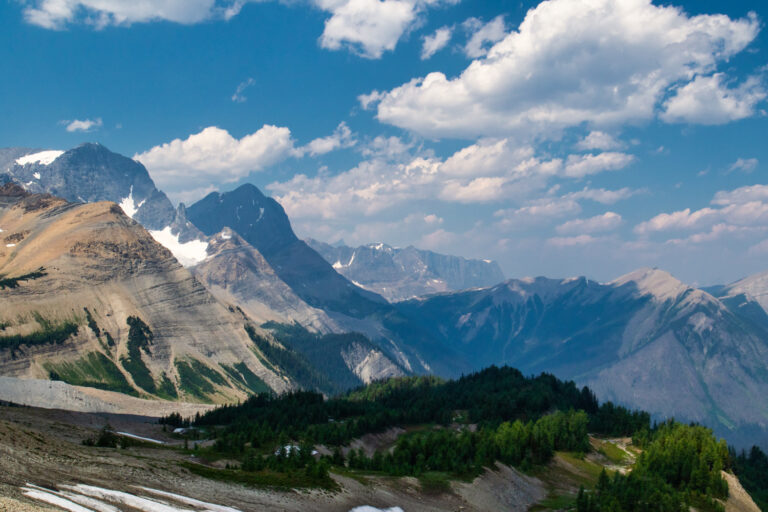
[16,150,64,166]
[119,186,145,219]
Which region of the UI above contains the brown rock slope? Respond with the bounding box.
[0,184,288,403]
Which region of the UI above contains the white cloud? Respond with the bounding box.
[64,118,102,132]
[728,157,759,174]
[661,73,766,125]
[360,135,416,160]
[315,0,457,59]
[462,15,505,58]
[370,0,759,138]
[712,184,768,206]
[439,176,508,203]
[564,186,641,204]
[304,122,357,156]
[575,131,624,151]
[547,234,600,247]
[562,152,634,178]
[135,125,299,189]
[421,25,452,60]
[494,198,581,230]
[556,212,623,235]
[231,77,255,103]
[22,0,244,29]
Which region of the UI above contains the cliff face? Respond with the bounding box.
[0,185,288,403]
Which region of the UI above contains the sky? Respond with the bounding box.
[1,0,767,286]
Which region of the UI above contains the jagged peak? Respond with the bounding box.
[610,267,693,302]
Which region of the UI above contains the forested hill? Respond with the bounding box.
[161,366,767,511]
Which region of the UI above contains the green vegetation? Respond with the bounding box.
[220,362,270,394]
[0,317,79,356]
[181,458,335,490]
[175,358,227,399]
[578,422,730,512]
[45,351,135,395]
[245,324,335,394]
[0,267,46,290]
[120,316,156,394]
[157,373,179,400]
[263,321,386,392]
[732,445,768,510]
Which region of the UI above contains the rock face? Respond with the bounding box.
[0,185,288,403]
[3,144,175,229]
[192,229,339,333]
[307,239,506,301]
[396,268,768,448]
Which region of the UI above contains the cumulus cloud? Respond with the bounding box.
[315,0,457,59]
[421,26,452,59]
[556,212,623,235]
[575,131,624,151]
[369,0,759,138]
[135,125,300,189]
[231,77,256,103]
[661,73,766,125]
[563,152,634,178]
[462,15,505,58]
[547,235,600,247]
[635,183,768,240]
[728,157,759,174]
[494,198,581,231]
[303,122,357,156]
[62,118,102,132]
[564,186,642,205]
[22,0,247,29]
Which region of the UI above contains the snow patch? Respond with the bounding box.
[136,487,241,512]
[6,243,16,248]
[333,260,343,269]
[116,431,165,444]
[688,312,714,334]
[256,207,265,222]
[349,507,404,512]
[15,150,64,166]
[119,186,146,219]
[33,172,41,179]
[149,227,208,267]
[22,488,95,512]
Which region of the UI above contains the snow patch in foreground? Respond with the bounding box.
[149,226,209,267]
[117,431,165,444]
[16,150,64,166]
[350,507,404,512]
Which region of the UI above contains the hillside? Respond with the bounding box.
[0,183,288,403]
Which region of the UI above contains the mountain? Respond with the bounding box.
[395,268,768,448]
[306,239,506,301]
[4,143,175,229]
[187,184,388,316]
[186,184,467,377]
[0,183,289,403]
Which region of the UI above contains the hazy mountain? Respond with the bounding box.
[0,184,288,403]
[306,239,506,301]
[395,267,768,448]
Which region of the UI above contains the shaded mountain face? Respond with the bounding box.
[396,268,768,448]
[0,184,288,403]
[3,143,175,229]
[307,239,506,301]
[187,184,387,317]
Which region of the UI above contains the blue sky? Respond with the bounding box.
[2,0,767,286]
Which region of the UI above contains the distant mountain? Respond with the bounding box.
[306,239,506,301]
[0,184,288,403]
[395,268,768,448]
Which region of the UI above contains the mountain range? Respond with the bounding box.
[1,143,768,450]
[306,238,505,302]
